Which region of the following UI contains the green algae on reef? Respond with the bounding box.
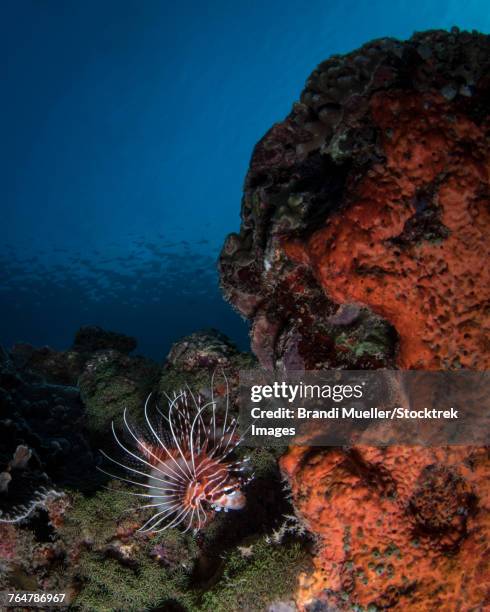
[60,484,308,611]
[60,485,198,611]
[198,539,310,611]
[78,350,160,436]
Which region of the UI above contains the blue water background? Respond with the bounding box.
[2,0,489,360]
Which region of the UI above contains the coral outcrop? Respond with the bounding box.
[78,349,160,436]
[72,325,137,355]
[219,28,490,610]
[166,328,241,371]
[219,28,490,371]
[9,326,138,387]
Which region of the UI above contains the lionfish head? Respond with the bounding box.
[99,373,253,534]
[209,478,247,511]
[183,465,246,512]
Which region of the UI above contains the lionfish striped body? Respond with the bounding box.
[99,379,252,534]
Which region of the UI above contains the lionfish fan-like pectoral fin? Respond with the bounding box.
[143,395,192,482]
[144,505,192,534]
[98,448,181,489]
[166,393,197,479]
[137,502,183,533]
[96,466,182,494]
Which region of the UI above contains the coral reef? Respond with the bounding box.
[158,329,256,440]
[9,326,137,387]
[219,28,490,610]
[72,325,137,355]
[199,538,310,611]
[78,349,160,437]
[58,486,199,610]
[166,328,241,372]
[0,346,95,522]
[219,28,490,371]
[10,344,86,386]
[3,26,489,612]
[280,446,489,611]
[0,328,307,611]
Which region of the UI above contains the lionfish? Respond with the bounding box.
[99,375,252,534]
